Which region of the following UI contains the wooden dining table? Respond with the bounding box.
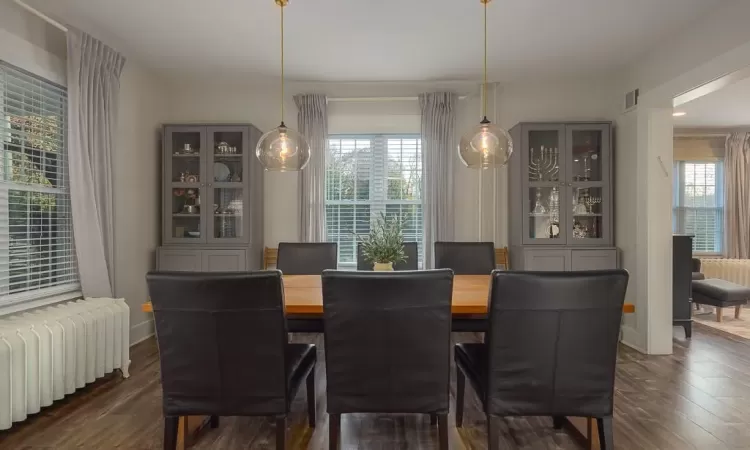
[141,274,635,318]
[141,273,634,450]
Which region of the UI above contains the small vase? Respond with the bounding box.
[373,262,394,271]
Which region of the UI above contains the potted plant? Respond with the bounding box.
[358,213,407,271]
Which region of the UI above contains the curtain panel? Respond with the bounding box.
[295,94,328,242]
[67,29,126,297]
[725,132,750,259]
[419,93,457,268]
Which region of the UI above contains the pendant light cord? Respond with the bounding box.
[280,3,285,124]
[482,0,488,119]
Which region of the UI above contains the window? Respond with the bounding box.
[673,160,724,254]
[326,135,423,267]
[0,61,78,306]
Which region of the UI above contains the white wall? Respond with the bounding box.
[165,76,622,247]
[113,62,168,344]
[0,0,65,84]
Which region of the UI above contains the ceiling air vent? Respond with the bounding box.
[624,88,639,112]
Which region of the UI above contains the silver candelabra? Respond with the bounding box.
[529,146,559,181]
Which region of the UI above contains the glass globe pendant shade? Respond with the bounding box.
[458,118,513,169]
[255,122,310,171]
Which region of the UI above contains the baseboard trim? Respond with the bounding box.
[130,319,154,346]
[620,325,647,354]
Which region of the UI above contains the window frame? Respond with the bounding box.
[326,134,423,268]
[0,60,80,309]
[672,159,725,256]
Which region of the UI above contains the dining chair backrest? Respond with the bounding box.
[434,241,495,275]
[321,270,454,414]
[356,242,419,271]
[485,270,629,418]
[277,242,338,275]
[146,271,289,416]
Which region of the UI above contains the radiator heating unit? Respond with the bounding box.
[0,298,130,430]
[700,258,750,288]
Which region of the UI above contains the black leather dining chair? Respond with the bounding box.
[322,270,454,450]
[454,270,628,450]
[434,241,495,274]
[277,242,338,275]
[146,271,317,450]
[356,242,419,270]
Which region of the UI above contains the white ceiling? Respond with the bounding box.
[28,0,727,82]
[676,75,750,128]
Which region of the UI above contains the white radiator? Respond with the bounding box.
[700,258,750,288]
[0,297,130,430]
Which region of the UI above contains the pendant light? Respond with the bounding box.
[256,0,310,171]
[458,0,513,169]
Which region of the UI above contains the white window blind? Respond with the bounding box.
[672,160,724,254]
[326,135,423,267]
[0,61,78,306]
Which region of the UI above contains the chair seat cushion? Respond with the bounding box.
[286,343,316,403]
[454,343,488,402]
[692,272,705,281]
[692,279,750,302]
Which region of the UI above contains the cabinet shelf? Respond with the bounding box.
[163,124,263,257]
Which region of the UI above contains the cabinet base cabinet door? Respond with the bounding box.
[201,250,247,272]
[571,249,617,271]
[158,249,202,272]
[524,250,570,271]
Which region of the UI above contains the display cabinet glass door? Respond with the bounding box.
[207,127,249,243]
[522,124,566,245]
[566,124,610,245]
[165,127,207,243]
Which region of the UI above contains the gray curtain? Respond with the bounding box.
[419,93,457,268]
[67,29,125,297]
[725,132,750,258]
[295,94,328,242]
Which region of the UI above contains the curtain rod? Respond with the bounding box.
[14,0,68,33]
[328,96,468,103]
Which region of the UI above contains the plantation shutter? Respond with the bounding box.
[0,60,79,305]
[672,161,724,254]
[326,135,423,267]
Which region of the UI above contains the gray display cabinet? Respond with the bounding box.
[157,124,264,272]
[508,122,618,271]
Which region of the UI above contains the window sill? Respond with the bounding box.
[695,253,724,258]
[0,286,83,317]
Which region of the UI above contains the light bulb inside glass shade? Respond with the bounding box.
[255,123,310,171]
[458,119,513,169]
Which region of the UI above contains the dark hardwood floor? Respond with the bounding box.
[2,324,750,449]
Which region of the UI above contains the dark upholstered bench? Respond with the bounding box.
[692,279,750,323]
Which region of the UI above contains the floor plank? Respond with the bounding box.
[2,325,750,449]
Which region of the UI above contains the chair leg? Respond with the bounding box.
[329,413,341,450]
[487,414,497,450]
[596,416,614,450]
[736,305,742,319]
[306,369,316,428]
[210,415,219,429]
[717,307,724,322]
[163,416,179,450]
[430,413,437,425]
[552,416,565,429]
[437,413,449,450]
[275,415,286,450]
[456,369,465,428]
